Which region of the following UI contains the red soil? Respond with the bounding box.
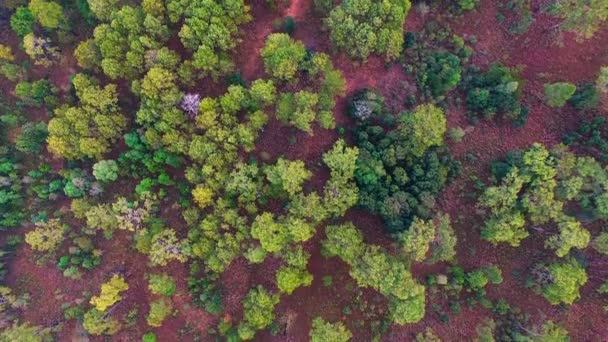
[3,0,608,341]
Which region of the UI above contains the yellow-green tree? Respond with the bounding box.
[90,275,129,312]
[47,74,126,160]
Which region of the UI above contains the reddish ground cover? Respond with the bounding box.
[3,0,608,341]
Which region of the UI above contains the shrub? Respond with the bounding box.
[147,298,172,327]
[324,0,411,61]
[10,7,35,37]
[544,82,577,108]
[592,232,608,255]
[536,259,587,305]
[90,275,129,312]
[310,317,352,342]
[463,64,525,124]
[148,273,176,296]
[261,33,306,81]
[93,160,119,182]
[16,122,47,154]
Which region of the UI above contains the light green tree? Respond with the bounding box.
[310,317,352,342]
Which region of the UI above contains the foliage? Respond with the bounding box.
[147,229,188,266]
[15,79,57,108]
[549,0,608,40]
[419,51,462,97]
[10,7,35,37]
[238,285,280,340]
[23,33,60,67]
[25,218,67,252]
[261,33,306,81]
[323,222,426,324]
[544,82,577,108]
[310,317,352,342]
[83,308,120,335]
[93,160,119,182]
[0,322,50,342]
[276,265,313,294]
[264,158,311,197]
[352,94,459,233]
[569,83,599,110]
[148,273,176,296]
[400,217,436,262]
[324,0,411,60]
[29,0,63,29]
[90,274,129,311]
[16,122,47,154]
[174,0,252,78]
[147,298,172,327]
[462,63,526,125]
[47,74,126,160]
[478,144,593,256]
[592,232,608,254]
[535,258,587,305]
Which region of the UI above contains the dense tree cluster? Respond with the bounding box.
[47,74,126,160]
[478,144,600,257]
[323,223,426,324]
[323,0,412,60]
[350,91,459,233]
[462,63,527,125]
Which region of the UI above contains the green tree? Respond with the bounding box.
[310,317,352,342]
[148,229,188,266]
[14,79,57,107]
[324,0,411,60]
[276,265,313,294]
[25,218,67,252]
[264,158,311,197]
[544,82,577,108]
[592,232,608,254]
[538,258,587,305]
[176,0,251,78]
[400,217,436,262]
[397,104,447,158]
[147,298,172,327]
[74,39,101,70]
[428,213,457,263]
[16,122,47,154]
[93,160,119,182]
[0,322,50,342]
[276,91,319,133]
[251,213,288,253]
[238,285,279,340]
[10,7,35,37]
[29,0,63,29]
[83,308,120,335]
[322,223,365,264]
[148,273,176,296]
[47,74,126,160]
[549,0,608,40]
[87,0,119,21]
[260,33,306,81]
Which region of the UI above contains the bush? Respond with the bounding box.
[544,82,576,108]
[419,51,462,97]
[148,273,176,296]
[261,33,306,81]
[93,160,119,182]
[147,298,172,327]
[569,83,599,110]
[16,122,47,154]
[463,64,526,124]
[10,7,35,37]
[310,317,352,342]
[324,0,411,61]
